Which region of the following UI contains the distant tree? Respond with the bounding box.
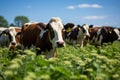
[14,16,29,27]
[10,23,16,26]
[0,16,8,27]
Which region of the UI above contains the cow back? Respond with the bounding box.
[21,22,46,48]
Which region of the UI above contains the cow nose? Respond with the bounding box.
[118,39,120,41]
[11,42,16,45]
[56,41,65,47]
[86,34,90,38]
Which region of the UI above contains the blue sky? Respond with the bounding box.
[0,0,120,27]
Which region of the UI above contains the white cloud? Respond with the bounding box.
[91,4,102,8]
[78,4,91,8]
[83,16,106,20]
[67,3,102,10]
[78,4,102,8]
[67,6,75,10]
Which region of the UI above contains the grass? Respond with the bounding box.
[0,41,120,80]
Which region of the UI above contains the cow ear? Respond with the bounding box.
[77,25,81,30]
[89,25,94,28]
[44,23,49,30]
[118,28,120,31]
[77,25,81,27]
[46,23,52,30]
[109,28,114,34]
[37,22,46,29]
[4,29,9,33]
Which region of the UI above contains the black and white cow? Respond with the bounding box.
[64,24,90,47]
[89,26,120,46]
[0,27,21,50]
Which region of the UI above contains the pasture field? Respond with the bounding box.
[0,41,120,80]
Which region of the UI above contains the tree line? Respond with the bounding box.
[0,15,29,27]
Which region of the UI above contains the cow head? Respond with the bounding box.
[40,17,65,47]
[7,27,18,50]
[64,23,75,32]
[113,28,120,41]
[0,27,17,50]
[81,24,90,38]
[3,27,21,50]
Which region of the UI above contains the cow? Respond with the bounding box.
[21,22,46,48]
[35,17,65,59]
[88,26,120,46]
[0,27,21,50]
[86,26,101,45]
[64,24,90,47]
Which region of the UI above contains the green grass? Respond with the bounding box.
[0,41,120,80]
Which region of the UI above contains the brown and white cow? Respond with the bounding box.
[0,27,21,50]
[9,27,21,50]
[64,24,90,47]
[88,26,120,46]
[36,17,65,59]
[21,17,65,59]
[21,22,46,48]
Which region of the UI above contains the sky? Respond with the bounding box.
[0,0,120,27]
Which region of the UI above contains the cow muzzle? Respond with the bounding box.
[86,34,90,38]
[56,41,65,47]
[117,38,120,41]
[11,42,16,45]
[9,42,16,51]
[84,34,90,39]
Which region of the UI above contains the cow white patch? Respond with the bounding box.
[114,28,120,40]
[72,25,77,30]
[24,22,37,27]
[40,29,48,39]
[95,28,101,43]
[82,24,90,37]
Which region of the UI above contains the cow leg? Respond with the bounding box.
[83,39,88,46]
[98,35,103,46]
[45,49,56,59]
[73,40,77,48]
[80,40,83,47]
[20,44,26,54]
[54,48,57,58]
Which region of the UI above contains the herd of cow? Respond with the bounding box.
[0,17,120,59]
